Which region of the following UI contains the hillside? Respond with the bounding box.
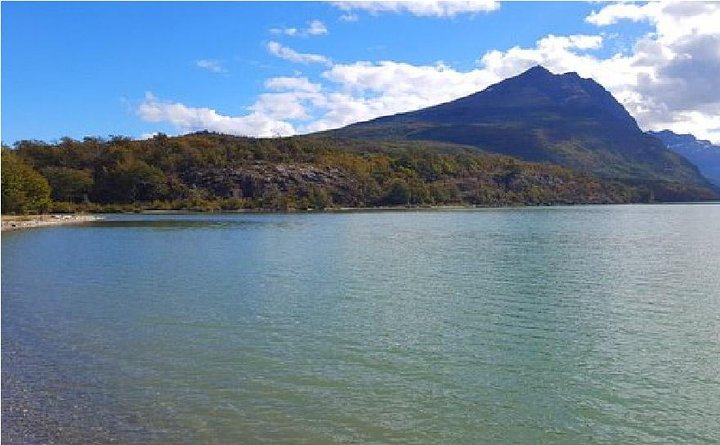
[649,130,720,187]
[326,66,717,201]
[3,133,640,213]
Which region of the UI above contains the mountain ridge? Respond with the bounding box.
[649,130,720,187]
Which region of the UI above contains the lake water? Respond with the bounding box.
[2,205,720,444]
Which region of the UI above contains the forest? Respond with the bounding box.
[2,132,647,214]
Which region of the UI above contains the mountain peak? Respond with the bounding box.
[520,65,553,77]
[345,64,637,132]
[514,65,581,81]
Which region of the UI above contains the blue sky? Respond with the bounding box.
[3,1,719,144]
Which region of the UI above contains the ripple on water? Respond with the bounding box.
[2,206,720,444]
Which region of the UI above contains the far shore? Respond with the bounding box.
[3,201,715,232]
[1,214,102,231]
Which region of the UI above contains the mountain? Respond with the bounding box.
[326,66,717,201]
[649,130,720,187]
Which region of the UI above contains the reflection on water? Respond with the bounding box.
[3,206,720,444]
[88,214,308,231]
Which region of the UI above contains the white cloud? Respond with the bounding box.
[478,34,613,81]
[266,41,332,66]
[332,1,499,18]
[585,3,660,26]
[195,59,226,73]
[264,76,322,93]
[250,91,317,120]
[321,60,495,105]
[137,92,295,137]
[586,2,718,41]
[583,1,720,142]
[263,61,501,133]
[307,19,328,35]
[138,132,160,140]
[270,19,328,37]
[270,27,299,37]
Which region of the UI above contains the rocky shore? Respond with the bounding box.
[1,214,101,231]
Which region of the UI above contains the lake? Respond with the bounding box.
[2,205,720,444]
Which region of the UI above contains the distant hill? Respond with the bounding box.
[325,66,717,201]
[5,133,641,213]
[649,130,720,187]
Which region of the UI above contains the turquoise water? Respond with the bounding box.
[2,205,720,444]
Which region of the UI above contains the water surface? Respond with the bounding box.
[3,205,720,444]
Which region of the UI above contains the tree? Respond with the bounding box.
[309,187,332,210]
[42,167,94,202]
[381,178,411,205]
[92,158,167,203]
[2,149,52,213]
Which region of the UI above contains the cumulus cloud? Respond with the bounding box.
[585,3,661,26]
[309,61,497,129]
[270,19,328,37]
[137,92,295,137]
[583,1,720,142]
[478,34,606,80]
[195,59,226,73]
[264,76,322,93]
[306,19,328,35]
[332,1,499,17]
[266,41,332,65]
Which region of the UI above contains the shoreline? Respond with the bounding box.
[1,214,102,232]
[2,201,716,231]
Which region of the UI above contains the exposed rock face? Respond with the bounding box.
[181,163,365,207]
[180,160,635,208]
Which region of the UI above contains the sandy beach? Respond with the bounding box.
[1,214,101,231]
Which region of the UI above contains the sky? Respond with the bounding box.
[2,1,720,144]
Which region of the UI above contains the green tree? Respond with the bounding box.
[42,167,94,202]
[93,158,167,203]
[309,187,332,210]
[407,178,430,204]
[429,181,460,204]
[381,178,411,205]
[2,149,52,213]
